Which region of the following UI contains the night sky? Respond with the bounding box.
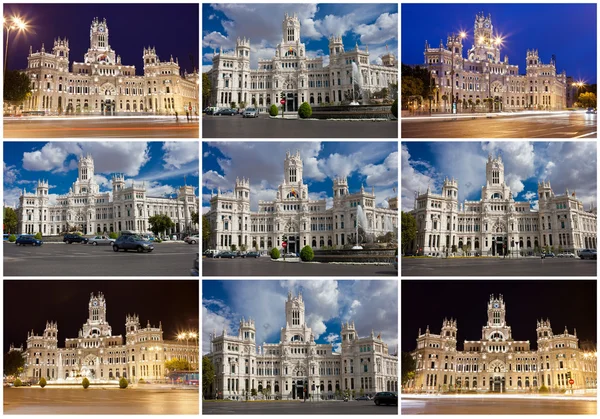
[401,280,597,352]
[3,3,199,75]
[3,280,199,353]
[401,3,597,84]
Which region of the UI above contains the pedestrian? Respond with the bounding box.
[175,111,179,122]
[186,110,190,122]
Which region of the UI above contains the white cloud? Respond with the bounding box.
[4,162,19,184]
[324,333,339,344]
[400,144,436,211]
[145,181,177,198]
[208,14,216,20]
[3,186,22,207]
[313,13,356,39]
[360,151,398,187]
[355,12,398,45]
[162,142,199,169]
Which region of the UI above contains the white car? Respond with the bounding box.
[185,235,199,244]
[89,235,115,246]
[243,108,259,118]
[558,252,575,258]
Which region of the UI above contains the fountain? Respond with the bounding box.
[352,205,369,250]
[350,62,362,106]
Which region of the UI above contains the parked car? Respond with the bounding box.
[355,396,370,401]
[191,253,199,276]
[112,235,154,253]
[242,251,261,258]
[16,235,43,246]
[89,235,115,246]
[373,392,397,406]
[243,107,259,118]
[540,252,555,259]
[63,234,88,244]
[185,234,199,244]
[215,251,238,259]
[215,108,237,116]
[579,249,597,260]
[557,252,575,258]
[586,107,597,114]
[204,249,219,257]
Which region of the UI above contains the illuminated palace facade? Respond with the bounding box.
[423,12,567,111]
[206,291,398,400]
[21,18,199,115]
[20,292,198,383]
[407,295,597,393]
[206,13,397,112]
[407,154,597,256]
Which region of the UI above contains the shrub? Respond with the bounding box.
[39,377,47,388]
[138,378,145,384]
[108,232,118,239]
[269,104,279,116]
[230,244,237,252]
[298,102,312,119]
[270,248,280,259]
[119,377,128,389]
[300,245,314,262]
[391,99,398,118]
[154,238,162,243]
[82,377,90,389]
[8,234,16,242]
[14,378,22,387]
[34,232,42,240]
[538,385,549,394]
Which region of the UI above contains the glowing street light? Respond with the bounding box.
[4,15,29,83]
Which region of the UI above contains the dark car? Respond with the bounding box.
[242,251,260,258]
[215,251,238,258]
[540,252,555,259]
[355,396,370,401]
[16,235,43,246]
[579,249,597,260]
[373,392,397,406]
[215,109,237,116]
[112,235,154,253]
[63,234,89,244]
[191,253,199,276]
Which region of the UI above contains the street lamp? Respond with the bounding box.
[450,31,467,114]
[3,15,29,84]
[572,81,585,106]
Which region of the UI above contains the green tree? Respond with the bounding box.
[202,356,215,399]
[578,92,597,108]
[230,101,237,109]
[119,377,128,389]
[401,212,417,255]
[202,73,211,108]
[401,352,416,385]
[39,377,47,388]
[34,232,42,240]
[269,104,279,116]
[230,244,237,252]
[298,102,312,118]
[4,70,31,103]
[202,215,212,249]
[165,358,191,371]
[270,247,280,259]
[391,99,398,118]
[191,211,199,226]
[251,388,258,397]
[300,245,314,261]
[3,207,18,234]
[109,232,118,240]
[14,378,22,387]
[148,214,175,237]
[82,377,90,389]
[8,234,17,242]
[4,350,25,376]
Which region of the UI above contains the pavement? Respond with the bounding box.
[3,388,199,414]
[401,257,596,277]
[203,400,397,415]
[202,114,398,138]
[3,242,198,276]
[3,117,199,138]
[203,257,398,277]
[401,111,596,138]
[401,396,596,414]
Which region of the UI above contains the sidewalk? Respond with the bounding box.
[402,110,578,122]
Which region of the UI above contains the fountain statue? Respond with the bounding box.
[350,62,363,106]
[353,205,369,250]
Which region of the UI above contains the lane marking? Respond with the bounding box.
[573,131,597,138]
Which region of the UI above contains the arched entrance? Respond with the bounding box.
[101,99,116,116]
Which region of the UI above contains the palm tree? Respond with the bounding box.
[468,99,474,112]
[441,94,448,113]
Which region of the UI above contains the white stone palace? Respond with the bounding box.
[407,154,597,256]
[407,295,597,392]
[205,150,398,253]
[19,292,198,383]
[206,13,398,112]
[206,291,398,400]
[20,17,199,115]
[16,154,199,237]
[423,12,567,111]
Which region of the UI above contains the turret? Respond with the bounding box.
[125,313,140,334]
[234,177,250,202]
[143,46,159,68]
[235,37,250,63]
[112,173,125,192]
[341,320,357,346]
[333,176,349,199]
[36,179,49,197]
[239,317,256,342]
[536,318,553,340]
[329,35,344,56]
[43,321,58,346]
[486,154,505,186]
[282,12,301,43]
[442,177,458,200]
[537,181,554,201]
[440,318,457,349]
[526,49,540,67]
[52,37,70,61]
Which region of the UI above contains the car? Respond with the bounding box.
[586,107,597,114]
[243,108,259,118]
[191,253,199,276]
[557,252,575,258]
[355,396,370,401]
[89,235,115,246]
[16,235,43,246]
[215,251,238,259]
[579,249,597,260]
[215,108,237,116]
[112,235,154,253]
[185,235,199,244]
[203,249,219,257]
[540,252,555,259]
[373,392,397,406]
[242,251,261,258]
[63,234,89,244]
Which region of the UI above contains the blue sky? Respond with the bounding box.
[4,142,199,207]
[401,141,597,212]
[402,3,597,83]
[202,141,398,213]
[202,280,398,355]
[202,3,398,72]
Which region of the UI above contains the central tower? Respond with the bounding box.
[282,12,301,43]
[90,17,109,51]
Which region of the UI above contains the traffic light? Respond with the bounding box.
[566,371,572,379]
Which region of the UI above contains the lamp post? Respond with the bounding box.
[449,31,466,114]
[572,81,585,107]
[3,15,28,84]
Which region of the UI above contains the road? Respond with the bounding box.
[401,257,596,276]
[3,117,199,138]
[3,242,198,276]
[203,257,397,277]
[202,114,398,138]
[401,397,596,414]
[401,112,596,138]
[203,400,397,415]
[3,388,199,414]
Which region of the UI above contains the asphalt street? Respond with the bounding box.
[3,388,199,414]
[203,257,398,277]
[202,114,398,138]
[401,397,596,414]
[401,112,596,138]
[401,257,596,276]
[3,118,199,138]
[203,400,397,415]
[3,242,198,276]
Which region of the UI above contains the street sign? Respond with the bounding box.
[569,379,574,385]
[189,106,192,111]
[282,241,287,248]
[280,99,286,105]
